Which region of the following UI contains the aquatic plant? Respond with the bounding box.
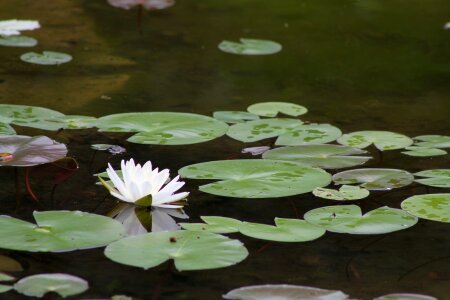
[20,51,72,65]
[313,185,370,201]
[414,169,450,188]
[247,102,308,117]
[332,168,414,190]
[218,39,282,55]
[338,130,413,150]
[0,35,37,47]
[401,194,450,223]
[0,20,40,36]
[108,0,175,10]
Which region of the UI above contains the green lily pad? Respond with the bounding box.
[218,38,282,55]
[178,159,331,198]
[0,285,12,293]
[96,112,228,145]
[332,168,414,190]
[180,216,242,234]
[0,35,37,47]
[0,20,40,36]
[0,104,64,131]
[0,273,14,282]
[374,293,437,300]
[401,194,450,223]
[304,205,418,234]
[313,185,370,201]
[401,146,447,157]
[14,273,88,298]
[414,169,450,188]
[0,123,16,135]
[213,111,259,124]
[104,230,248,271]
[247,102,307,117]
[337,131,413,151]
[223,284,349,300]
[414,135,450,148]
[262,145,371,169]
[275,123,342,146]
[20,51,72,65]
[54,115,97,129]
[0,211,126,252]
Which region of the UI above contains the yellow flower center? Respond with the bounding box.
[0,153,13,162]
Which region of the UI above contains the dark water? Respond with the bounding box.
[0,0,449,299]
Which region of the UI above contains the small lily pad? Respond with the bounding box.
[332,168,414,190]
[414,169,450,188]
[180,216,242,234]
[0,35,37,47]
[313,185,370,201]
[104,230,248,271]
[96,112,228,145]
[304,205,418,234]
[338,131,413,151]
[401,146,447,157]
[0,20,40,36]
[213,111,259,124]
[108,0,175,10]
[223,284,349,300]
[242,146,271,156]
[401,194,450,223]
[374,293,437,300]
[262,145,371,169]
[179,159,331,198]
[414,135,450,148]
[247,102,307,117]
[218,38,282,55]
[20,51,72,65]
[14,273,88,298]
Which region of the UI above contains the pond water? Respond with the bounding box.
[0,0,449,299]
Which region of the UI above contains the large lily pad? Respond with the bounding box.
[313,185,370,201]
[0,35,37,47]
[0,104,64,131]
[14,273,88,298]
[218,39,282,55]
[304,205,417,234]
[104,230,248,271]
[20,51,72,65]
[413,135,450,148]
[213,111,260,124]
[374,293,437,300]
[96,112,228,145]
[414,169,450,188]
[0,211,126,252]
[337,131,413,151]
[223,284,349,300]
[401,194,450,223]
[178,159,331,198]
[332,168,414,190]
[262,145,371,169]
[401,146,447,157]
[247,102,307,117]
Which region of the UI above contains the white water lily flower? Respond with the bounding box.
[104,159,188,208]
[0,20,40,36]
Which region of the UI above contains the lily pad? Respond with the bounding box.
[54,115,97,129]
[0,211,126,252]
[304,205,418,234]
[0,123,15,135]
[96,112,228,145]
[218,38,282,55]
[275,123,342,146]
[247,102,307,117]
[313,185,370,201]
[262,145,371,169]
[414,169,450,188]
[414,135,450,148]
[0,20,40,36]
[0,35,37,47]
[242,146,271,156]
[374,293,437,300]
[178,159,331,198]
[180,216,242,234]
[0,104,64,131]
[20,51,72,65]
[104,230,248,271]
[332,168,414,190]
[401,194,450,223]
[0,285,12,293]
[108,0,175,10]
[223,284,349,300]
[213,111,260,124]
[401,146,447,157]
[337,131,413,151]
[14,273,88,298]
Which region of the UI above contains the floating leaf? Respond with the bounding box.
[180,216,242,234]
[0,104,64,131]
[313,185,370,201]
[213,111,259,124]
[304,205,417,234]
[374,293,437,300]
[0,35,37,47]
[0,285,12,293]
[275,123,342,146]
[0,273,14,282]
[401,146,447,157]
[179,159,331,198]
[414,135,450,148]
[108,0,175,10]
[414,169,450,188]
[96,112,228,145]
[91,144,115,151]
[337,131,413,151]
[239,218,325,242]
[54,115,97,129]
[0,211,126,252]
[0,135,67,167]
[0,20,40,36]
[401,194,450,223]
[20,51,72,65]
[104,230,248,271]
[0,123,16,135]
[14,273,88,298]
[247,102,307,117]
[218,39,282,55]
[263,145,371,169]
[223,284,349,300]
[332,168,414,190]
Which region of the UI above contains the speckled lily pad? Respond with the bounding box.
[332,168,414,190]
[401,194,450,223]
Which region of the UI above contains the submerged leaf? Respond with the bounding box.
[313,185,370,201]
[338,131,413,151]
[218,39,282,55]
[20,51,72,65]
[332,168,414,190]
[0,255,23,272]
[401,194,450,223]
[247,102,307,117]
[14,273,88,298]
[413,135,450,148]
